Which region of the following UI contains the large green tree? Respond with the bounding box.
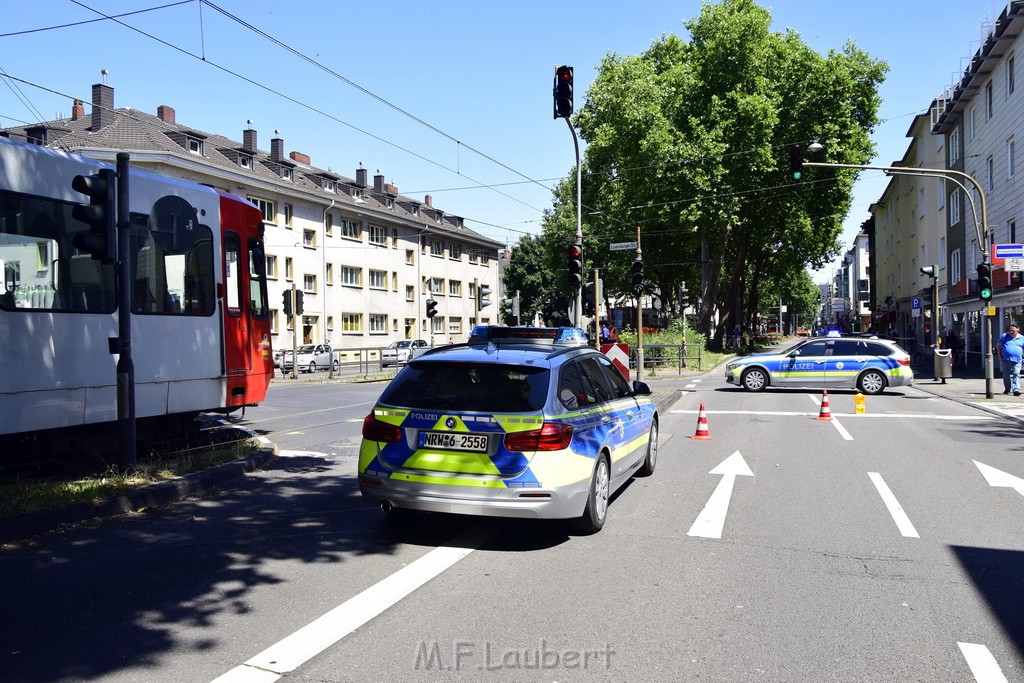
[556,0,886,348]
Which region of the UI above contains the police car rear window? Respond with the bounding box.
[379,362,550,412]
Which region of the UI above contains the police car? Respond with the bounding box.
[359,326,658,533]
[725,336,914,395]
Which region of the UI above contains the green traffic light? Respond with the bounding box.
[792,171,802,181]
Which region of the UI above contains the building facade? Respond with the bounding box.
[1,82,505,359]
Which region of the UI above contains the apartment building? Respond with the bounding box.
[0,82,504,358]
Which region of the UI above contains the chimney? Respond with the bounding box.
[384,181,399,195]
[156,105,175,124]
[424,194,433,208]
[289,151,311,165]
[373,171,385,194]
[91,83,114,131]
[243,128,257,153]
[270,136,284,162]
[356,165,368,187]
[71,99,84,121]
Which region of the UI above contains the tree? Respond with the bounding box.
[571,0,886,349]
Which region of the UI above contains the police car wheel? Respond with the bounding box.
[636,420,658,477]
[858,370,886,395]
[570,456,610,534]
[741,367,768,392]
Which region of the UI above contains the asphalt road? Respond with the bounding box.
[2,372,1022,682]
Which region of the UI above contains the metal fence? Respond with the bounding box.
[629,343,703,374]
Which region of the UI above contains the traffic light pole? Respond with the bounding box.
[290,283,298,379]
[115,153,136,468]
[564,118,583,329]
[804,160,994,399]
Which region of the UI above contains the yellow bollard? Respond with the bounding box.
[854,392,866,414]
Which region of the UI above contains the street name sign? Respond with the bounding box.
[609,241,638,251]
[992,243,1024,264]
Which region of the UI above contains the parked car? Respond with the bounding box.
[281,343,338,373]
[381,339,429,367]
[359,325,658,534]
[725,336,913,395]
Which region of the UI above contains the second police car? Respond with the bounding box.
[725,335,914,395]
[358,326,658,533]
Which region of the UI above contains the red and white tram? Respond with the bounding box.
[0,137,274,458]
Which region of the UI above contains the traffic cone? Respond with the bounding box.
[691,403,714,440]
[816,390,832,421]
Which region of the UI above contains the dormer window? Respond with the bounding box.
[351,187,364,201]
[281,166,293,181]
[186,136,203,155]
[239,154,252,169]
[411,205,419,216]
[324,179,336,193]
[386,198,394,209]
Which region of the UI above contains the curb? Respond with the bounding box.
[0,437,278,546]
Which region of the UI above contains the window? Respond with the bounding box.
[369,314,387,333]
[447,317,463,336]
[186,136,203,155]
[405,249,415,265]
[266,254,278,279]
[280,166,293,181]
[391,229,399,248]
[303,229,316,248]
[1009,54,1016,95]
[449,244,462,260]
[480,251,490,265]
[968,108,976,141]
[951,248,961,284]
[469,249,479,264]
[987,156,995,192]
[327,316,333,331]
[303,274,316,292]
[239,154,252,169]
[1009,138,1017,178]
[341,218,360,240]
[341,313,362,332]
[948,128,960,166]
[284,203,292,229]
[131,213,215,315]
[341,266,361,286]
[326,263,333,286]
[285,257,293,280]
[449,280,462,297]
[949,190,961,226]
[430,239,444,256]
[427,277,444,295]
[249,196,276,225]
[369,224,387,245]
[369,269,387,289]
[431,316,444,334]
[325,213,333,237]
[986,81,994,119]
[406,285,415,301]
[324,179,336,193]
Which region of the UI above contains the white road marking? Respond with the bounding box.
[868,472,919,538]
[669,409,991,420]
[278,449,331,459]
[211,522,499,682]
[974,460,1024,497]
[687,452,754,539]
[957,642,1009,683]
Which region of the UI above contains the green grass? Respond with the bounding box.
[0,439,259,519]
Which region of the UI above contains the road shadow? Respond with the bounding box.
[950,545,1024,660]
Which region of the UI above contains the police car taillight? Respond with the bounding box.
[504,422,573,451]
[362,413,402,443]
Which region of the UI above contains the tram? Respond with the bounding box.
[0,137,274,458]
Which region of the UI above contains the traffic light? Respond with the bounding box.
[631,258,644,297]
[567,243,583,289]
[294,289,304,315]
[71,168,117,264]
[789,145,803,181]
[282,290,292,316]
[477,282,493,311]
[553,65,573,119]
[426,298,438,318]
[977,262,993,301]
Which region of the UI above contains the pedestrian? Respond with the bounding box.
[732,326,741,351]
[996,323,1024,395]
[601,321,610,344]
[609,326,619,342]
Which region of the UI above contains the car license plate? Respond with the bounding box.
[418,431,488,452]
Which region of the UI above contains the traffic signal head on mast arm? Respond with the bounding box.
[567,243,583,289]
[789,145,803,181]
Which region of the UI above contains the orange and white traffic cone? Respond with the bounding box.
[816,390,832,421]
[691,403,714,440]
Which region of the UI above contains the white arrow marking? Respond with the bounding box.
[958,642,1009,683]
[687,451,754,539]
[974,460,1024,497]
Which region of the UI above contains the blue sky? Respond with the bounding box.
[0,1,1005,283]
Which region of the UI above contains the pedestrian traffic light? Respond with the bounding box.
[294,289,304,315]
[631,258,644,297]
[476,282,493,311]
[553,65,573,119]
[567,243,583,289]
[282,290,292,316]
[426,298,437,318]
[71,168,117,264]
[789,145,803,181]
[977,262,993,301]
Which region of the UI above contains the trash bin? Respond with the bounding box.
[933,348,953,379]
